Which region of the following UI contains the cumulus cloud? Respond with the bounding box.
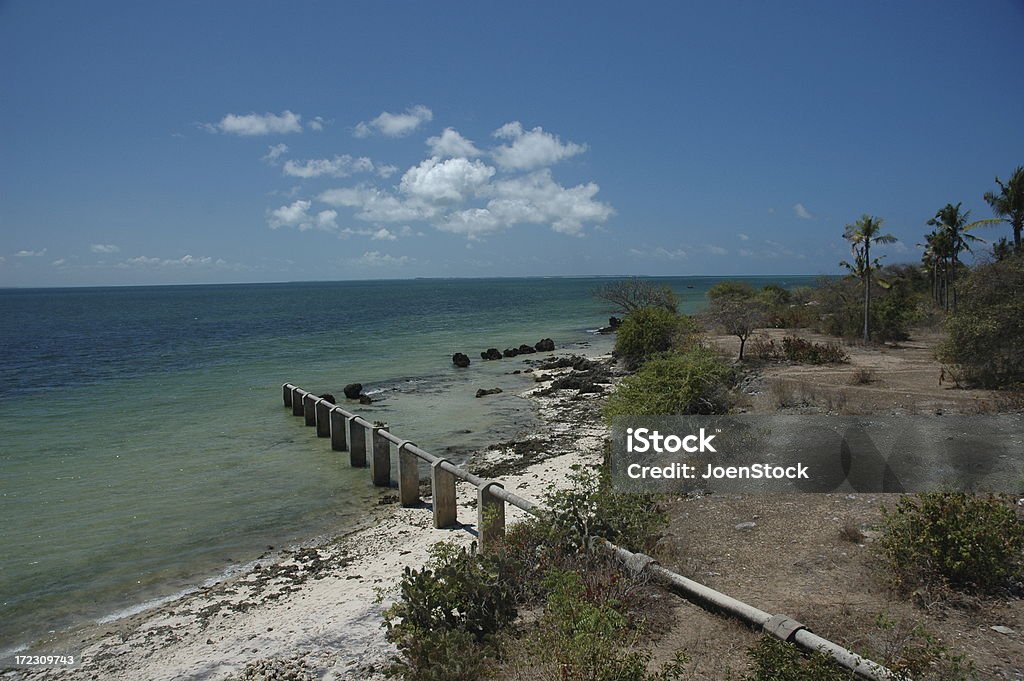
[399,157,495,203]
[51,258,67,266]
[267,200,338,231]
[426,128,482,158]
[320,186,437,223]
[262,144,289,164]
[14,249,46,257]
[354,251,411,267]
[308,116,325,131]
[793,202,814,220]
[737,233,750,241]
[353,105,433,138]
[206,110,303,136]
[90,244,120,254]
[707,245,728,255]
[120,254,233,268]
[282,155,385,179]
[491,121,586,171]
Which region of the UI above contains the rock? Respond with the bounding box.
[358,394,373,405]
[452,352,471,368]
[735,522,757,531]
[518,344,537,354]
[534,338,555,352]
[343,383,363,399]
[481,348,502,360]
[475,387,503,398]
[318,393,336,404]
[991,625,1015,635]
[503,347,520,358]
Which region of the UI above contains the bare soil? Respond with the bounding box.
[639,329,1024,679]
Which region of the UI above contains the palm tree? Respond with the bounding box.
[926,203,999,309]
[843,215,896,342]
[983,166,1024,253]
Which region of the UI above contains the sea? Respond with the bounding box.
[0,276,816,654]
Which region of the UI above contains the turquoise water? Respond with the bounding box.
[0,276,816,652]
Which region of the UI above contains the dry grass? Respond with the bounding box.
[849,367,875,385]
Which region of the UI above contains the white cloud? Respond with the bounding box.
[90,244,120,254]
[267,200,339,231]
[487,169,612,235]
[426,128,482,158]
[51,258,66,266]
[739,248,754,257]
[308,116,325,131]
[283,155,380,179]
[491,121,587,171]
[707,245,728,255]
[629,246,688,260]
[262,143,289,164]
[353,105,433,138]
[793,202,814,220]
[399,157,495,203]
[737,233,750,241]
[371,228,397,241]
[354,251,411,267]
[207,110,303,136]
[320,186,437,223]
[121,254,233,268]
[14,249,46,257]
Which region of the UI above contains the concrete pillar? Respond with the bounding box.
[315,399,331,438]
[303,394,317,426]
[477,482,506,553]
[330,408,348,451]
[370,424,391,487]
[348,417,366,467]
[292,388,305,416]
[431,459,457,528]
[283,383,293,407]
[397,442,420,507]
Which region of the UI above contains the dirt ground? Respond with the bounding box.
[639,329,1024,679]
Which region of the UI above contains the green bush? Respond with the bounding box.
[614,307,699,367]
[604,347,735,418]
[877,493,1024,594]
[523,570,688,681]
[781,336,849,364]
[745,637,849,681]
[939,253,1024,387]
[382,542,517,680]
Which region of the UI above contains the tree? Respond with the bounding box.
[842,215,896,342]
[593,277,678,316]
[983,165,1024,253]
[703,282,764,360]
[926,202,999,310]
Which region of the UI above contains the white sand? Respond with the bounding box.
[17,359,608,681]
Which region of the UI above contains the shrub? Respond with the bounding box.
[604,347,736,418]
[595,278,679,315]
[382,542,517,679]
[849,367,874,385]
[876,493,1024,594]
[748,333,780,361]
[781,336,849,364]
[745,637,850,681]
[939,253,1024,387]
[614,307,699,367]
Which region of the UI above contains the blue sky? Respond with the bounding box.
[1,1,1022,286]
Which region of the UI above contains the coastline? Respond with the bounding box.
[9,348,612,681]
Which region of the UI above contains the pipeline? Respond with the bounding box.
[285,385,898,681]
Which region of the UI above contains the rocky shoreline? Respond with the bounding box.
[9,350,615,681]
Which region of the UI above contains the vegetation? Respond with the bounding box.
[984,165,1024,253]
[613,306,699,368]
[924,202,999,310]
[594,277,679,316]
[604,347,735,418]
[702,281,765,360]
[780,336,848,364]
[938,253,1024,387]
[876,492,1024,595]
[841,214,897,342]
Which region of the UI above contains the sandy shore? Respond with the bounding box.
[9,355,609,681]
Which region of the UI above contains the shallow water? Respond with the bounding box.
[0,276,814,651]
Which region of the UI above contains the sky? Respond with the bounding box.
[1,1,1022,287]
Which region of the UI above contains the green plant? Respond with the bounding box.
[744,637,850,681]
[604,347,735,418]
[871,613,975,681]
[876,493,1024,594]
[614,307,699,367]
[781,336,849,364]
[382,541,517,679]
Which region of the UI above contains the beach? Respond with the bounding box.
[8,352,611,681]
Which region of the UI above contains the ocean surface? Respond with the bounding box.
[0,276,816,653]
